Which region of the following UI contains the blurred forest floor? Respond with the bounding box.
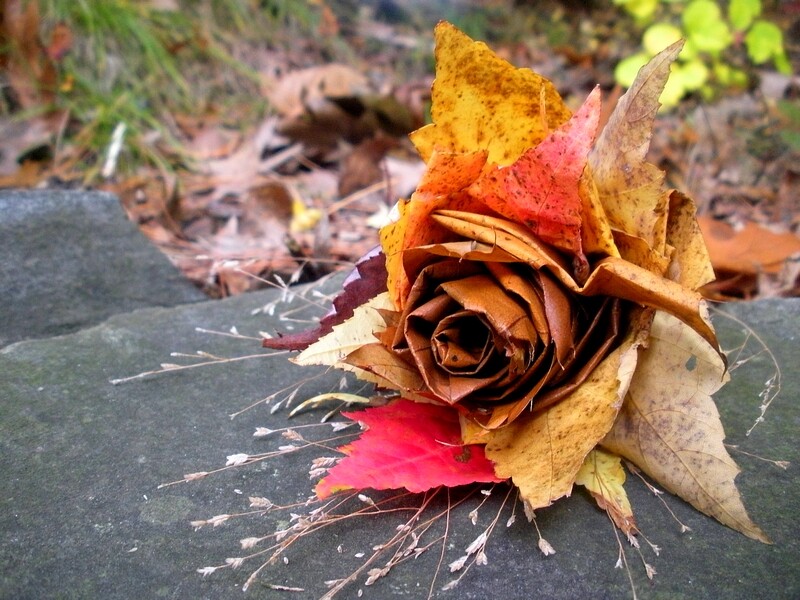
[2,0,799,298]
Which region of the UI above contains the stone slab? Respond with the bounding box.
[1,276,798,599]
[0,190,205,347]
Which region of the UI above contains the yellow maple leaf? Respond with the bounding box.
[410,22,571,167]
[602,311,770,543]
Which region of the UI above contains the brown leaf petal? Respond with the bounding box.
[581,257,717,350]
[602,312,770,543]
[431,210,575,282]
[432,209,718,349]
[484,262,551,349]
[343,341,427,395]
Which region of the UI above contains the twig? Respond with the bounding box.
[110,352,284,385]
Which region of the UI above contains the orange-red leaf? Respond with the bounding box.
[467,87,601,257]
[381,150,489,308]
[315,399,504,498]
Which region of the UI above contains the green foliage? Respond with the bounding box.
[614,0,792,107]
[729,0,760,30]
[614,0,659,21]
[36,0,322,178]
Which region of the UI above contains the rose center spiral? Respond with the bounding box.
[432,312,495,374]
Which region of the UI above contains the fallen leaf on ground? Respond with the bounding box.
[264,63,371,119]
[698,216,800,275]
[0,0,57,108]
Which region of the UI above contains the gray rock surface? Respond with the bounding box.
[1,281,798,599]
[0,190,204,347]
[0,190,798,599]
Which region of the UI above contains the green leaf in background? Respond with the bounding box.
[745,21,791,74]
[713,61,748,87]
[729,0,761,31]
[614,52,651,88]
[678,58,710,91]
[613,0,791,107]
[659,64,687,107]
[683,0,732,53]
[614,0,659,20]
[643,23,682,55]
[777,98,800,151]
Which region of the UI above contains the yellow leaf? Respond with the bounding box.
[290,198,322,233]
[602,311,770,543]
[665,190,716,289]
[484,325,646,509]
[409,22,571,167]
[575,448,637,537]
[589,41,683,254]
[293,292,394,367]
[611,229,671,276]
[578,170,619,258]
[294,294,431,396]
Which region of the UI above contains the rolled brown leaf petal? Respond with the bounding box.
[346,244,625,429]
[431,209,719,350]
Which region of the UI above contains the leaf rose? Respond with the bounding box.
[341,36,716,430]
[348,248,624,429]
[264,22,767,543]
[268,25,718,431]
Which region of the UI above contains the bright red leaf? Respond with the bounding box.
[316,399,504,498]
[468,86,601,258]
